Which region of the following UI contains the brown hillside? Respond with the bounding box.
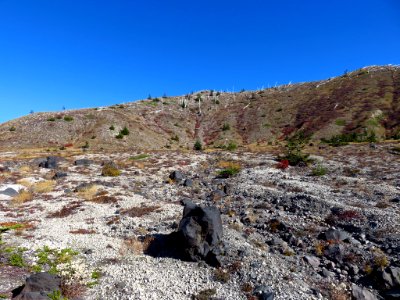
[0,65,399,151]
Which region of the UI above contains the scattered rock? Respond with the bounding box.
[178,201,223,267]
[74,159,93,166]
[321,228,350,242]
[183,178,193,187]
[351,284,378,300]
[38,156,59,169]
[12,272,61,300]
[0,187,18,197]
[52,172,67,180]
[304,255,320,269]
[169,171,184,182]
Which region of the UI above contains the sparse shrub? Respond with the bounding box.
[225,141,237,151]
[115,133,124,139]
[171,134,179,142]
[222,123,230,131]
[47,290,67,300]
[213,268,230,283]
[33,180,56,193]
[321,131,377,147]
[335,119,346,126]
[47,117,56,122]
[373,252,389,270]
[281,132,311,166]
[109,125,115,130]
[9,252,25,267]
[63,116,73,122]
[120,126,130,136]
[130,154,150,160]
[192,288,216,300]
[82,141,89,149]
[218,165,241,178]
[77,185,99,201]
[101,164,121,177]
[311,164,328,176]
[276,159,289,170]
[194,140,202,151]
[9,126,16,131]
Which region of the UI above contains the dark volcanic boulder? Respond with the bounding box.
[12,272,61,300]
[74,159,93,166]
[0,187,18,197]
[38,157,59,169]
[169,171,184,182]
[178,200,223,266]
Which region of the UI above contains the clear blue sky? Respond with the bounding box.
[0,0,399,123]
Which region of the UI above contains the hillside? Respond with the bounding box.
[0,65,399,151]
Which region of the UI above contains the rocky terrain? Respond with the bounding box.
[0,65,400,299]
[0,65,399,151]
[0,141,399,299]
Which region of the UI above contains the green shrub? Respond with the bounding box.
[109,125,115,130]
[115,133,124,139]
[226,142,237,151]
[222,123,230,131]
[218,166,241,178]
[130,154,150,160]
[9,252,25,267]
[47,117,56,122]
[194,140,203,151]
[120,127,130,136]
[63,116,74,122]
[281,132,311,166]
[335,119,346,126]
[171,135,179,142]
[9,126,16,132]
[321,131,377,147]
[311,164,328,176]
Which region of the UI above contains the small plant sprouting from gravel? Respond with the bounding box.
[213,268,230,283]
[101,164,121,177]
[311,164,328,176]
[192,288,216,300]
[130,154,150,160]
[63,116,74,122]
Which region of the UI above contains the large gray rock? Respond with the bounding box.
[321,228,350,242]
[0,187,18,197]
[169,170,184,182]
[74,159,93,166]
[12,272,61,300]
[178,200,223,266]
[38,157,59,169]
[351,284,378,300]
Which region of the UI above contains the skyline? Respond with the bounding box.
[1,0,400,123]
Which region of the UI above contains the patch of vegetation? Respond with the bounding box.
[47,117,56,122]
[194,140,203,151]
[171,134,179,142]
[335,119,346,126]
[63,116,74,122]
[9,251,26,267]
[130,154,150,160]
[115,133,124,139]
[222,123,230,131]
[120,126,130,136]
[109,125,115,130]
[82,141,89,149]
[280,132,311,166]
[218,163,241,178]
[9,126,16,131]
[213,268,230,283]
[321,131,377,147]
[311,164,328,176]
[225,141,237,151]
[101,164,121,177]
[192,288,216,300]
[47,290,67,300]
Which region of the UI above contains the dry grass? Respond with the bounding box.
[18,165,32,173]
[216,160,241,169]
[90,195,118,204]
[17,179,33,188]
[12,189,33,205]
[33,180,56,193]
[77,185,99,200]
